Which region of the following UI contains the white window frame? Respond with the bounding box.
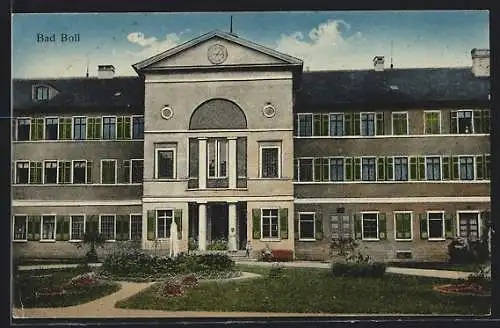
[393,211,413,241]
[328,113,345,137]
[156,209,174,240]
[427,210,446,241]
[101,115,117,140]
[360,112,376,136]
[42,160,59,184]
[129,213,143,241]
[261,208,280,240]
[455,109,475,134]
[298,212,316,241]
[69,214,86,242]
[40,214,57,242]
[392,156,410,181]
[297,113,313,137]
[12,215,28,242]
[259,145,281,179]
[72,159,88,184]
[391,111,409,135]
[296,157,314,182]
[423,110,442,134]
[329,156,345,182]
[16,117,32,141]
[207,139,228,179]
[424,156,442,181]
[99,214,117,242]
[72,116,87,140]
[100,159,117,184]
[131,115,144,140]
[15,160,30,184]
[458,155,475,181]
[44,116,59,140]
[155,148,176,180]
[361,211,380,241]
[456,210,482,239]
[129,159,144,184]
[35,85,50,101]
[361,156,377,181]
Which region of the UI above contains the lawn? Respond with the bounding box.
[116,265,490,314]
[12,266,120,308]
[387,261,483,272]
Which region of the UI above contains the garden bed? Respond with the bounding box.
[433,283,491,297]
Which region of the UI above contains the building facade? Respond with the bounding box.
[12,31,490,262]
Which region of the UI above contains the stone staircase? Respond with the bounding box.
[194,250,257,261]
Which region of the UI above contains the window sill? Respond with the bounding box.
[428,238,446,242]
[13,240,28,243]
[298,238,316,242]
[395,239,413,242]
[361,238,380,242]
[105,240,116,243]
[69,240,83,243]
[260,238,281,242]
[39,240,56,243]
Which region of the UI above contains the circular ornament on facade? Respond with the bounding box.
[207,44,228,64]
[262,104,276,118]
[161,106,174,120]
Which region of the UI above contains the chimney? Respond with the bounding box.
[98,65,115,79]
[373,56,385,71]
[471,48,490,77]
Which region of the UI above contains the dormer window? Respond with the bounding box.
[35,86,49,101]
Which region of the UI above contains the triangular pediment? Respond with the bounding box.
[133,30,302,72]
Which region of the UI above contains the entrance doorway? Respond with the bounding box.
[208,203,228,242]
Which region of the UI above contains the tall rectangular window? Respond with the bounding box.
[261,146,280,178]
[360,113,375,136]
[100,215,116,240]
[394,212,412,240]
[43,161,58,184]
[361,157,376,181]
[130,214,142,240]
[208,139,227,178]
[73,160,87,184]
[73,117,86,140]
[58,118,72,140]
[101,160,117,184]
[261,209,279,239]
[131,159,144,183]
[426,157,441,180]
[458,212,479,239]
[313,113,329,136]
[13,215,27,241]
[70,215,85,241]
[29,161,42,184]
[392,112,408,135]
[424,111,440,134]
[35,86,49,101]
[297,114,313,136]
[157,210,173,239]
[87,117,101,139]
[117,116,131,140]
[41,215,56,241]
[459,156,474,180]
[298,158,313,182]
[157,149,175,179]
[394,157,408,181]
[428,212,444,240]
[102,117,116,140]
[329,114,344,136]
[132,116,144,139]
[30,118,44,141]
[17,118,30,141]
[299,213,315,240]
[330,158,344,181]
[16,161,29,184]
[362,213,379,240]
[314,158,329,182]
[58,161,71,184]
[45,117,59,140]
[451,110,474,134]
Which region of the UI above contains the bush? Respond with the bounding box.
[448,238,489,264]
[331,262,386,278]
[207,239,228,251]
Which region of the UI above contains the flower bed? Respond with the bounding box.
[433,283,491,297]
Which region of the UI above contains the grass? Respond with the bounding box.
[387,261,483,272]
[12,267,120,308]
[116,265,490,314]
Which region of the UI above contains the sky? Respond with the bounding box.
[12,11,489,78]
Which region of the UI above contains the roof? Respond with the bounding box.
[297,67,490,110]
[132,30,303,72]
[13,77,144,113]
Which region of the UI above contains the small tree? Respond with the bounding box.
[75,231,106,262]
[330,237,371,263]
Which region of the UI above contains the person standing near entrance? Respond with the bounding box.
[245,240,252,258]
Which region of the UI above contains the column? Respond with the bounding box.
[228,137,237,189]
[228,202,237,252]
[198,202,207,251]
[198,137,207,189]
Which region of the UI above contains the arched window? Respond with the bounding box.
[189,98,247,130]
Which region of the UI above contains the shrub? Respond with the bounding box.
[188,238,198,254]
[448,238,489,264]
[331,262,386,278]
[268,263,286,279]
[207,239,228,251]
[157,281,184,297]
[181,274,199,287]
[270,249,294,262]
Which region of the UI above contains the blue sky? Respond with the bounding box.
[12,11,489,78]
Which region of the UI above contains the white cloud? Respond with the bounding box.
[126,32,181,59]
[127,32,158,47]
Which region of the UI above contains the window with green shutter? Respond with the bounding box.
[353,113,361,135]
[87,117,102,140]
[313,114,329,136]
[252,208,260,239]
[451,156,459,180]
[442,156,451,180]
[375,112,384,135]
[117,116,131,140]
[86,161,93,184]
[409,157,418,181]
[147,210,156,240]
[386,157,394,181]
[424,111,440,134]
[30,118,44,141]
[279,208,288,239]
[315,213,323,240]
[121,160,131,184]
[395,212,412,240]
[116,215,129,240]
[419,213,428,239]
[450,111,458,134]
[377,157,385,181]
[314,158,329,181]
[473,110,482,134]
[353,157,361,181]
[378,213,387,240]
[58,161,71,184]
[55,216,64,241]
[86,215,99,234]
[354,214,362,239]
[344,157,353,181]
[29,161,42,184]
[58,118,72,140]
[344,113,353,136]
[174,209,182,240]
[417,157,426,180]
[27,215,42,241]
[444,213,454,239]
[392,112,408,135]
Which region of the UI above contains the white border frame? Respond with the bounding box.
[40,214,57,242]
[14,160,30,184]
[424,155,443,181]
[360,211,380,241]
[100,159,117,185]
[260,208,281,241]
[72,159,88,184]
[458,155,476,181]
[455,109,475,134]
[360,156,377,181]
[423,110,442,135]
[131,115,145,140]
[298,212,316,241]
[15,117,31,141]
[391,111,409,136]
[328,113,345,137]
[72,116,87,140]
[156,209,174,240]
[69,214,86,242]
[130,159,144,184]
[129,213,143,241]
[101,115,117,140]
[297,113,313,137]
[393,211,413,241]
[359,112,376,136]
[12,214,28,242]
[456,210,482,239]
[155,148,177,180]
[426,210,446,241]
[392,155,410,181]
[207,139,228,179]
[259,144,282,179]
[44,116,59,141]
[42,160,59,184]
[99,214,117,242]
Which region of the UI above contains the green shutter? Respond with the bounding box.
[55,216,64,241]
[279,208,288,239]
[442,156,450,180]
[386,157,394,180]
[344,113,352,136]
[86,215,98,234]
[482,110,490,134]
[485,155,490,180]
[378,213,387,240]
[476,155,484,180]
[419,213,428,239]
[147,210,156,240]
[31,118,43,141]
[314,158,321,181]
[117,117,124,139]
[32,216,41,240]
[315,213,323,240]
[120,160,130,184]
[409,157,418,181]
[354,214,362,239]
[444,213,454,239]
[376,112,384,135]
[95,118,102,139]
[174,209,182,240]
[451,156,459,180]
[294,212,299,240]
[473,110,482,134]
[353,157,361,181]
[86,161,93,184]
[62,216,70,241]
[481,211,491,241]
[353,113,361,135]
[395,214,404,239]
[417,157,426,180]
[27,216,35,241]
[377,157,385,181]
[252,209,261,239]
[322,114,329,136]
[116,215,126,241]
[344,157,353,181]
[450,111,457,134]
